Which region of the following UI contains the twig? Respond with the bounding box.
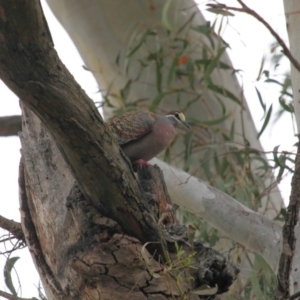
[291,290,300,300]
[0,290,37,300]
[0,115,22,136]
[275,136,300,299]
[206,0,300,72]
[0,216,25,243]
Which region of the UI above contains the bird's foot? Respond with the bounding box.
[132,159,151,172]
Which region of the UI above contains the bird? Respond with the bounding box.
[107,110,190,170]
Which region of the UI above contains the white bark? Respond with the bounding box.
[151,158,282,273]
[283,1,300,294]
[45,0,283,219]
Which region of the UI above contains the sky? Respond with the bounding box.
[0,0,293,298]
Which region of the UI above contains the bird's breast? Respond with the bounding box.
[121,123,176,162]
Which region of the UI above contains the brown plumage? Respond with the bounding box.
[108,110,189,169]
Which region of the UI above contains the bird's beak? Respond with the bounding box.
[181,120,190,129]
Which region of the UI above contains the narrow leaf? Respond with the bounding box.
[257,104,273,139]
[127,30,154,58]
[4,256,19,296]
[120,80,132,102]
[192,22,214,49]
[264,78,283,86]
[162,0,173,31]
[191,114,229,126]
[204,47,226,80]
[206,7,234,16]
[256,56,265,81]
[279,97,294,113]
[177,12,196,34]
[208,84,241,105]
[255,87,266,113]
[191,284,218,295]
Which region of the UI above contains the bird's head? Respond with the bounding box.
[166,111,190,129]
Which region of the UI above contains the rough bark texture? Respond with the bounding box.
[0,0,159,244]
[0,1,238,299]
[19,106,238,299]
[0,115,22,136]
[283,2,300,296]
[275,139,300,299]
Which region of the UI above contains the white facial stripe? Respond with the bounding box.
[178,112,185,121]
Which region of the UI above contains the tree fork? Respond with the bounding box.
[0,0,159,243]
[0,0,239,298]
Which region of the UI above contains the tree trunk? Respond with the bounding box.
[281,1,300,296]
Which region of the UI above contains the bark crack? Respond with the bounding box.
[19,158,67,300]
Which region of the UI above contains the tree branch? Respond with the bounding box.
[0,115,22,136]
[151,158,283,273]
[206,0,300,72]
[0,0,159,244]
[0,290,37,300]
[0,215,25,243]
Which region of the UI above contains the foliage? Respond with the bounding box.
[98,6,296,298]
[0,2,297,299]
[101,7,295,215]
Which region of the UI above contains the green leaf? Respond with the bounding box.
[208,84,241,105]
[264,78,282,86]
[115,52,120,66]
[257,104,272,139]
[177,12,196,34]
[150,91,173,112]
[206,7,234,16]
[272,145,281,166]
[255,87,266,114]
[127,30,155,58]
[279,97,294,113]
[120,80,132,102]
[167,57,178,85]
[155,53,164,93]
[203,47,226,80]
[230,121,235,140]
[256,56,265,81]
[191,284,218,295]
[4,256,19,296]
[192,22,214,49]
[193,114,229,126]
[162,0,173,31]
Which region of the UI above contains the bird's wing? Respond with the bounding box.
[107,111,155,145]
